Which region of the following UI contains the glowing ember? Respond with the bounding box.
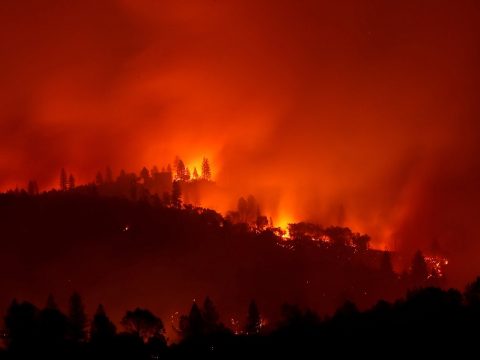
[424,255,449,278]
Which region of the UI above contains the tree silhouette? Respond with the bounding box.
[245,300,261,335]
[246,195,258,223]
[175,159,186,181]
[140,167,150,183]
[352,233,370,252]
[38,295,68,346]
[202,297,219,334]
[180,302,205,339]
[201,157,211,181]
[46,294,57,310]
[185,167,191,181]
[95,171,104,186]
[237,197,247,222]
[105,166,113,183]
[68,174,75,190]
[90,304,116,342]
[27,180,39,195]
[60,168,68,191]
[411,250,428,285]
[192,167,199,180]
[68,292,87,342]
[380,252,395,277]
[121,308,164,343]
[4,299,38,352]
[171,181,182,208]
[465,277,480,306]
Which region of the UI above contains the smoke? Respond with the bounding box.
[1,0,480,284]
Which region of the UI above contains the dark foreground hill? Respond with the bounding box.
[0,189,436,339]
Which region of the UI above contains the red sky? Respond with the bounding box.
[1,0,480,285]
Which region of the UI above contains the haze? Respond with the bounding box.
[1,0,480,285]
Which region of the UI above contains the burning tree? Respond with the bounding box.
[201,157,212,181]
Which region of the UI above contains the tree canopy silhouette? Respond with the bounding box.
[121,308,164,343]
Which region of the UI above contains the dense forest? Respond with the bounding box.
[0,165,455,357]
[3,281,480,358]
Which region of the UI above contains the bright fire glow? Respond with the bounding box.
[425,255,449,278]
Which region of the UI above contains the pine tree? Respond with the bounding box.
[192,167,199,180]
[121,308,164,343]
[181,302,204,338]
[95,171,104,186]
[90,304,116,342]
[68,292,87,342]
[60,168,68,191]
[411,250,428,284]
[185,167,191,181]
[171,181,182,208]
[176,160,186,181]
[140,167,150,183]
[105,166,113,183]
[201,157,211,181]
[202,297,219,333]
[245,300,261,335]
[27,180,39,195]
[380,252,394,276]
[68,174,76,190]
[46,294,58,310]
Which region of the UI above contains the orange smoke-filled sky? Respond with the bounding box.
[1,0,480,283]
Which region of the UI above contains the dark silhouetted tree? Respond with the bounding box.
[465,277,480,306]
[411,250,428,285]
[192,167,199,180]
[60,168,68,191]
[46,294,57,310]
[140,167,150,183]
[246,195,258,223]
[68,292,87,342]
[334,300,359,319]
[256,215,269,230]
[201,157,211,181]
[105,166,113,183]
[175,158,186,181]
[68,174,75,190]
[95,171,104,186]
[202,297,219,334]
[27,180,39,195]
[380,251,395,276]
[185,167,191,181]
[4,299,38,352]
[38,295,68,346]
[121,308,164,343]
[324,226,352,247]
[352,233,370,252]
[245,300,261,335]
[237,197,247,222]
[180,302,205,339]
[90,304,116,342]
[151,166,159,176]
[171,181,182,208]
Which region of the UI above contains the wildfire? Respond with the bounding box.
[424,255,449,278]
[274,215,294,240]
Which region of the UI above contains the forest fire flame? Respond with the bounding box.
[425,255,449,279]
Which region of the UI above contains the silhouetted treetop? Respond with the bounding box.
[201,157,211,181]
[245,300,261,335]
[68,292,87,342]
[90,304,116,342]
[121,308,164,343]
